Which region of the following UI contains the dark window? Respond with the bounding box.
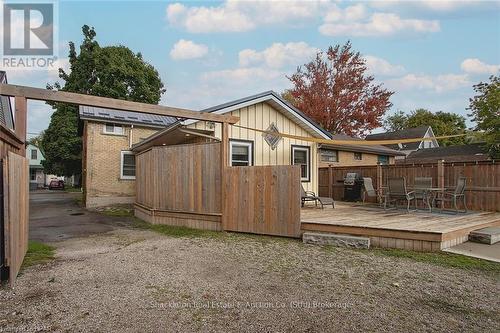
[121,152,136,179]
[378,155,389,165]
[320,149,338,162]
[354,152,362,160]
[230,140,253,166]
[31,149,37,160]
[30,169,36,181]
[292,145,310,182]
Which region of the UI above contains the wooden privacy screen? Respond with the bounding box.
[222,165,301,238]
[3,152,29,287]
[136,142,221,215]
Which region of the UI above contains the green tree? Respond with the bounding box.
[468,75,500,158]
[41,25,165,177]
[383,109,467,146]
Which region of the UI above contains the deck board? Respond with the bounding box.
[301,202,500,251]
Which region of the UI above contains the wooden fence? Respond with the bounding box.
[135,142,222,230]
[318,160,499,212]
[222,165,301,238]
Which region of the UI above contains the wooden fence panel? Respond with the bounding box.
[3,152,29,287]
[136,142,221,214]
[223,165,301,238]
[318,160,499,211]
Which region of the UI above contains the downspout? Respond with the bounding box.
[129,125,134,149]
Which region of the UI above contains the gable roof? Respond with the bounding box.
[365,126,431,150]
[405,143,489,162]
[184,91,332,139]
[321,134,406,156]
[79,105,177,128]
[0,71,14,130]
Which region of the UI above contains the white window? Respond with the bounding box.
[120,151,136,179]
[291,145,310,182]
[230,140,253,166]
[320,149,338,163]
[104,123,124,135]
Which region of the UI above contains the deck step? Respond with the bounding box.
[469,227,500,245]
[303,232,370,249]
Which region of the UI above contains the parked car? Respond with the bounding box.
[48,180,65,190]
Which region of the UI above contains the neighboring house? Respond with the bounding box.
[365,126,438,159]
[79,106,177,208]
[403,143,491,163]
[133,91,332,194]
[0,71,14,130]
[26,144,59,190]
[318,134,405,167]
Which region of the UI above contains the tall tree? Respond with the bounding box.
[468,75,500,158]
[284,41,393,136]
[384,109,467,146]
[41,25,165,177]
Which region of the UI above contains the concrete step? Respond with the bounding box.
[303,232,370,249]
[469,227,500,245]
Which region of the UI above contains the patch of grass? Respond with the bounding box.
[370,248,500,274]
[22,241,55,268]
[131,218,223,238]
[65,186,82,193]
[99,207,134,217]
[73,194,83,207]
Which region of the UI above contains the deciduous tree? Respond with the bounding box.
[41,25,165,177]
[284,42,393,136]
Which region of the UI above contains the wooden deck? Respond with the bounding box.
[301,202,500,251]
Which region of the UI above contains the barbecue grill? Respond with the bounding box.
[343,172,364,201]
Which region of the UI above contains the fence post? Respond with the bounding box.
[377,162,382,204]
[328,167,333,198]
[14,96,27,156]
[437,159,445,209]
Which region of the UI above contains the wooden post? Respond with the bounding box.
[14,96,27,155]
[221,122,229,229]
[328,167,333,198]
[376,162,382,204]
[437,159,445,209]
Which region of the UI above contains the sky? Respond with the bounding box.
[1,0,499,137]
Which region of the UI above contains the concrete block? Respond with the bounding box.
[303,232,370,249]
[469,227,500,245]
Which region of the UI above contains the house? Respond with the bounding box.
[403,143,491,163]
[0,71,14,130]
[365,126,438,159]
[26,144,60,190]
[132,91,333,194]
[318,134,405,167]
[79,106,177,207]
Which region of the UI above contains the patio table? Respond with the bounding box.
[379,186,444,212]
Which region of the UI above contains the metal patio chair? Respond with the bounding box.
[301,185,335,209]
[384,177,416,213]
[362,177,381,205]
[414,177,433,211]
[433,177,468,214]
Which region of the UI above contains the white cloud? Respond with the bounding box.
[364,55,405,76]
[201,67,282,83]
[166,0,328,33]
[460,58,500,75]
[239,42,319,69]
[320,12,440,36]
[170,39,208,60]
[386,73,470,93]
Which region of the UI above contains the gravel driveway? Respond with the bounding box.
[1,229,499,332]
[0,194,499,332]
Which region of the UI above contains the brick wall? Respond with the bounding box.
[84,121,160,207]
[318,150,395,168]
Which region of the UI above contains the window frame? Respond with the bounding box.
[354,152,363,161]
[31,149,37,160]
[120,151,136,180]
[229,139,254,167]
[320,148,338,163]
[103,123,124,135]
[377,155,389,165]
[291,145,311,182]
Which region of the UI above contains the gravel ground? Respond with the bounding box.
[1,226,499,333]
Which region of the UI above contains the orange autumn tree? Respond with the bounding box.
[285,42,393,137]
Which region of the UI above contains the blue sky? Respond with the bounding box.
[2,0,499,137]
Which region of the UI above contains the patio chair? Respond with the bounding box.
[384,177,416,213]
[414,177,433,211]
[300,185,335,209]
[362,177,381,205]
[433,177,468,214]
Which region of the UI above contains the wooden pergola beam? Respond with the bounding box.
[0,84,239,124]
